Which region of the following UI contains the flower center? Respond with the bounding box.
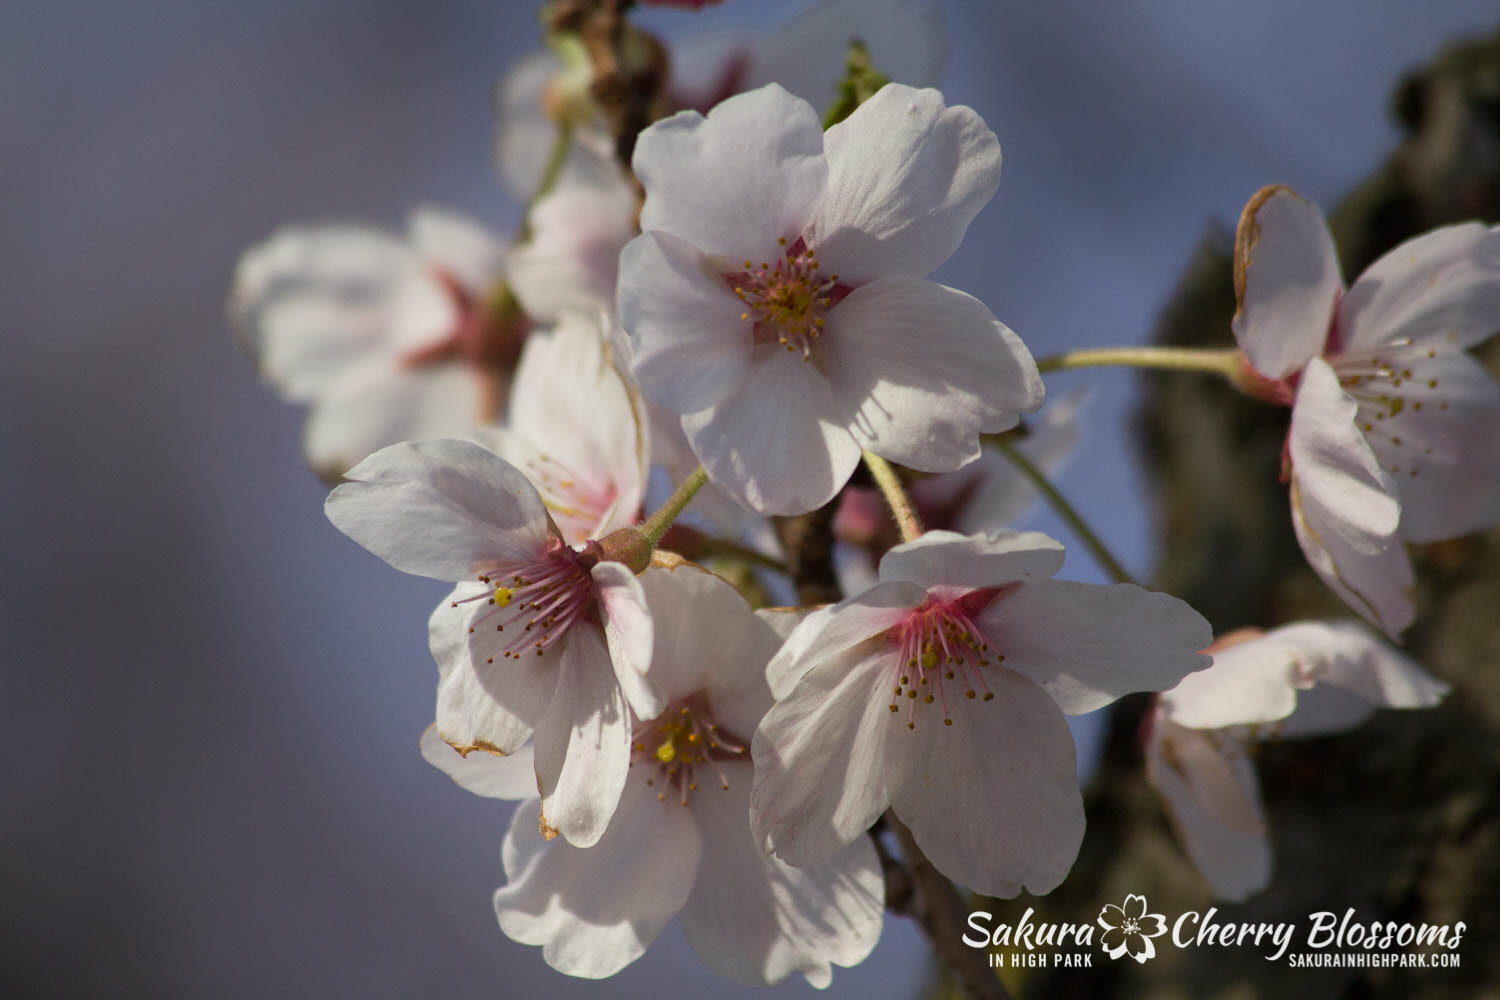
[453,538,598,660]
[1334,338,1445,480]
[726,237,841,360]
[886,596,1000,730]
[521,450,623,545]
[630,694,747,806]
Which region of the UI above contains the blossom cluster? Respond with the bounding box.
[232,0,1494,989]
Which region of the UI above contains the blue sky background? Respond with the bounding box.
[3,2,1496,996]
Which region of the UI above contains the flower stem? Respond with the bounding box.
[995,441,1137,586]
[638,466,709,549]
[1035,345,1240,377]
[862,451,923,544]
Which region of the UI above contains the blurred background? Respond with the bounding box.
[3,1,1496,997]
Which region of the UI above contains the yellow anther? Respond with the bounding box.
[921,646,939,671]
[655,738,676,763]
[493,586,513,608]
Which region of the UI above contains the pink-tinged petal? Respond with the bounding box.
[808,85,1001,282]
[592,560,665,720]
[887,668,1083,897]
[764,580,926,699]
[744,0,944,108]
[419,724,538,800]
[1289,360,1413,636]
[325,439,550,581]
[618,230,754,414]
[635,83,827,264]
[1339,222,1500,352]
[303,364,485,479]
[878,530,1064,592]
[494,785,701,979]
[434,588,561,755]
[681,344,861,515]
[1160,634,1302,730]
[1145,720,1270,902]
[824,277,1043,470]
[532,624,633,847]
[1231,186,1342,379]
[1271,620,1448,708]
[750,648,895,867]
[407,206,507,294]
[974,578,1213,715]
[1349,350,1500,542]
[681,760,883,989]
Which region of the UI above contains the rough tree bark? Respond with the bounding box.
[983,29,1500,1000]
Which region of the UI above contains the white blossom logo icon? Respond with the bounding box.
[1097,894,1169,963]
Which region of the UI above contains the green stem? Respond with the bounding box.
[639,466,709,549]
[862,451,923,544]
[995,441,1136,586]
[1035,345,1240,377]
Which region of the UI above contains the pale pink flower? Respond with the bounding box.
[436,563,883,985]
[1232,187,1500,636]
[620,83,1042,515]
[229,208,519,477]
[1145,621,1448,901]
[750,531,1212,897]
[326,439,662,847]
[480,310,647,545]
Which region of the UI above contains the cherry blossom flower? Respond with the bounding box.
[1231,186,1500,636]
[1145,621,1449,901]
[326,438,662,847]
[620,83,1043,515]
[229,207,520,478]
[1096,894,1168,963]
[750,530,1212,897]
[448,562,883,985]
[481,309,647,545]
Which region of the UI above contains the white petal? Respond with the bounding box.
[765,580,926,699]
[1231,186,1342,379]
[824,277,1043,470]
[532,625,633,847]
[419,724,538,800]
[1353,350,1500,542]
[508,168,637,321]
[592,560,665,720]
[407,206,507,294]
[1289,360,1412,636]
[434,589,561,755]
[325,439,550,581]
[495,311,647,543]
[974,579,1213,715]
[807,85,1001,282]
[1145,720,1270,902]
[744,0,945,107]
[878,529,1064,592]
[302,363,486,479]
[750,647,896,868]
[887,668,1083,897]
[635,83,827,264]
[1272,620,1449,710]
[1339,222,1500,352]
[1160,634,1300,730]
[228,223,444,401]
[494,785,701,979]
[681,344,861,516]
[618,230,754,414]
[680,761,883,988]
